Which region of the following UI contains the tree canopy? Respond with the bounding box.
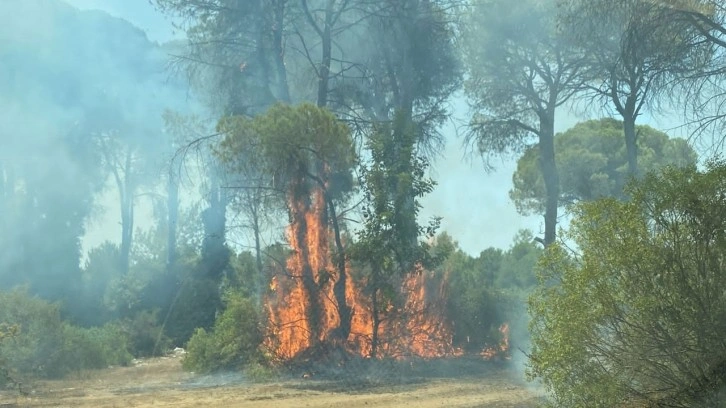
[510,118,698,215]
[217,103,356,201]
[559,0,705,175]
[462,0,584,246]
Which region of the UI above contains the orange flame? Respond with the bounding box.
[264,185,459,361]
[480,323,510,360]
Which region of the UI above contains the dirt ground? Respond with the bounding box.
[0,353,545,408]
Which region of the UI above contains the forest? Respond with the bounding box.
[1,0,725,406]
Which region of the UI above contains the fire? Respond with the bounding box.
[480,323,510,360]
[373,267,461,359]
[264,185,459,361]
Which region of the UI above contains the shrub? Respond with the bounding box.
[448,284,502,352]
[182,328,215,372]
[244,362,278,382]
[182,292,263,373]
[528,162,726,407]
[58,323,133,374]
[0,289,133,380]
[164,277,222,345]
[0,323,19,389]
[121,310,172,357]
[0,289,67,378]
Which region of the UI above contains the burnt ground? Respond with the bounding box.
[0,353,546,407]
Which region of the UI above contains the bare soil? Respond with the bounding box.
[0,354,544,408]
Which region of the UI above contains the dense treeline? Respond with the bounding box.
[1,0,725,403]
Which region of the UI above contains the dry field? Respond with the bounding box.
[0,353,544,408]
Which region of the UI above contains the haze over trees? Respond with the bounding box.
[1,0,726,404]
[510,118,698,215]
[560,0,705,176]
[461,0,585,246]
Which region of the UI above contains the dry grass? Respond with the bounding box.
[0,354,544,407]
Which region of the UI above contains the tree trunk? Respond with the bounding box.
[304,169,352,345]
[119,150,134,275]
[326,195,351,344]
[201,172,229,280]
[272,0,291,103]
[166,170,179,270]
[316,15,332,107]
[198,170,229,330]
[370,284,380,359]
[253,22,275,112]
[251,200,264,306]
[294,201,322,348]
[623,113,638,177]
[289,172,323,348]
[539,116,559,247]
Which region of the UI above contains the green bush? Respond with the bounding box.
[447,284,502,352]
[0,289,67,378]
[182,327,215,372]
[0,289,133,380]
[182,292,263,373]
[529,162,726,407]
[244,362,278,382]
[58,323,133,374]
[0,324,19,388]
[121,310,172,357]
[165,277,222,345]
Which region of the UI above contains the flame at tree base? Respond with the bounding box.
[265,263,461,361]
[264,188,509,363]
[480,323,510,360]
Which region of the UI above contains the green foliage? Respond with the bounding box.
[243,361,278,382]
[462,0,580,245]
[440,230,540,352]
[350,113,444,357]
[447,277,502,352]
[559,0,707,151]
[461,0,579,160]
[0,289,133,381]
[120,310,172,357]
[164,276,223,346]
[182,292,263,373]
[154,0,286,114]
[511,118,698,215]
[357,0,462,152]
[353,113,441,274]
[58,323,133,374]
[101,228,170,320]
[217,103,356,201]
[0,324,19,388]
[84,226,224,349]
[104,273,148,318]
[76,242,123,326]
[495,230,542,290]
[225,251,262,300]
[528,160,726,407]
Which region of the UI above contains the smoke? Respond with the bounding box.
[0,0,198,311]
[505,302,545,395]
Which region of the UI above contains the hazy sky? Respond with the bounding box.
[61,0,584,255]
[61,0,181,43]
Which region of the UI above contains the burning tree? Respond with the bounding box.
[350,113,446,359]
[219,105,461,362]
[218,103,356,359]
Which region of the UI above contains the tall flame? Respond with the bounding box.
[264,186,459,361]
